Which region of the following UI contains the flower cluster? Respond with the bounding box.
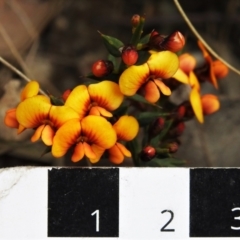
[4,14,228,166]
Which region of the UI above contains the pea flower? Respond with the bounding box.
[4,81,40,133]
[52,115,117,163]
[65,81,124,118]
[119,51,180,103]
[16,95,79,145]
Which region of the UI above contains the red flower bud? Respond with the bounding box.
[91,60,114,77]
[140,146,156,161]
[121,45,138,66]
[62,89,72,102]
[148,33,165,51]
[148,117,165,138]
[168,142,179,153]
[163,31,185,52]
[131,14,140,27]
[169,122,185,137]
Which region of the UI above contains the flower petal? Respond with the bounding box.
[190,87,203,123]
[154,79,171,96]
[147,51,179,78]
[31,124,45,142]
[88,81,124,111]
[179,53,196,74]
[89,106,113,117]
[189,71,200,91]
[4,108,18,128]
[20,81,39,101]
[41,124,55,146]
[89,144,105,163]
[201,94,220,115]
[16,95,51,128]
[72,143,84,162]
[52,119,81,158]
[81,115,117,149]
[64,85,90,119]
[119,63,150,96]
[108,144,124,164]
[171,68,189,84]
[143,81,160,103]
[49,105,80,128]
[83,142,97,160]
[113,115,139,141]
[212,60,228,79]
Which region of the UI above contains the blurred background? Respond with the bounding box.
[0,0,240,167]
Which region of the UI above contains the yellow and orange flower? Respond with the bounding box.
[52,115,117,163]
[16,95,79,145]
[4,80,40,133]
[65,81,124,118]
[197,41,228,88]
[201,94,220,115]
[119,51,180,103]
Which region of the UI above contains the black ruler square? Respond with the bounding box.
[48,168,119,237]
[190,168,240,237]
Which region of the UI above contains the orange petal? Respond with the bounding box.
[49,105,80,128]
[113,115,139,141]
[197,40,210,59]
[17,124,26,134]
[81,115,117,149]
[4,108,18,128]
[71,142,84,162]
[31,124,45,142]
[42,124,55,146]
[143,81,160,103]
[189,71,200,90]
[172,68,189,84]
[88,81,124,111]
[16,95,51,128]
[201,94,220,115]
[179,53,196,74]
[212,60,228,79]
[154,79,171,96]
[89,144,105,163]
[52,118,81,158]
[190,87,203,123]
[83,142,97,160]
[108,144,124,164]
[20,81,39,101]
[64,85,90,119]
[89,106,113,117]
[72,143,85,162]
[119,63,150,96]
[147,51,179,78]
[116,142,131,157]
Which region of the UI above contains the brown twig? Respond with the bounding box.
[173,0,240,76]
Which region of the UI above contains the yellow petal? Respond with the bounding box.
[31,124,45,142]
[81,115,117,149]
[72,143,84,162]
[49,105,80,128]
[20,81,39,101]
[143,81,160,103]
[113,115,139,141]
[179,53,196,74]
[108,144,124,164]
[89,106,113,117]
[4,108,18,128]
[41,125,55,146]
[88,144,105,163]
[172,68,189,84]
[201,94,220,115]
[83,142,97,160]
[190,87,203,123]
[64,85,90,119]
[119,63,150,96]
[52,118,81,158]
[154,79,171,96]
[147,51,179,78]
[16,95,51,128]
[88,81,124,111]
[189,71,200,91]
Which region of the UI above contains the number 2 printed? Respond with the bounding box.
[161,210,175,232]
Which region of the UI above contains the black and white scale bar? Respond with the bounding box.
[0,168,240,239]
